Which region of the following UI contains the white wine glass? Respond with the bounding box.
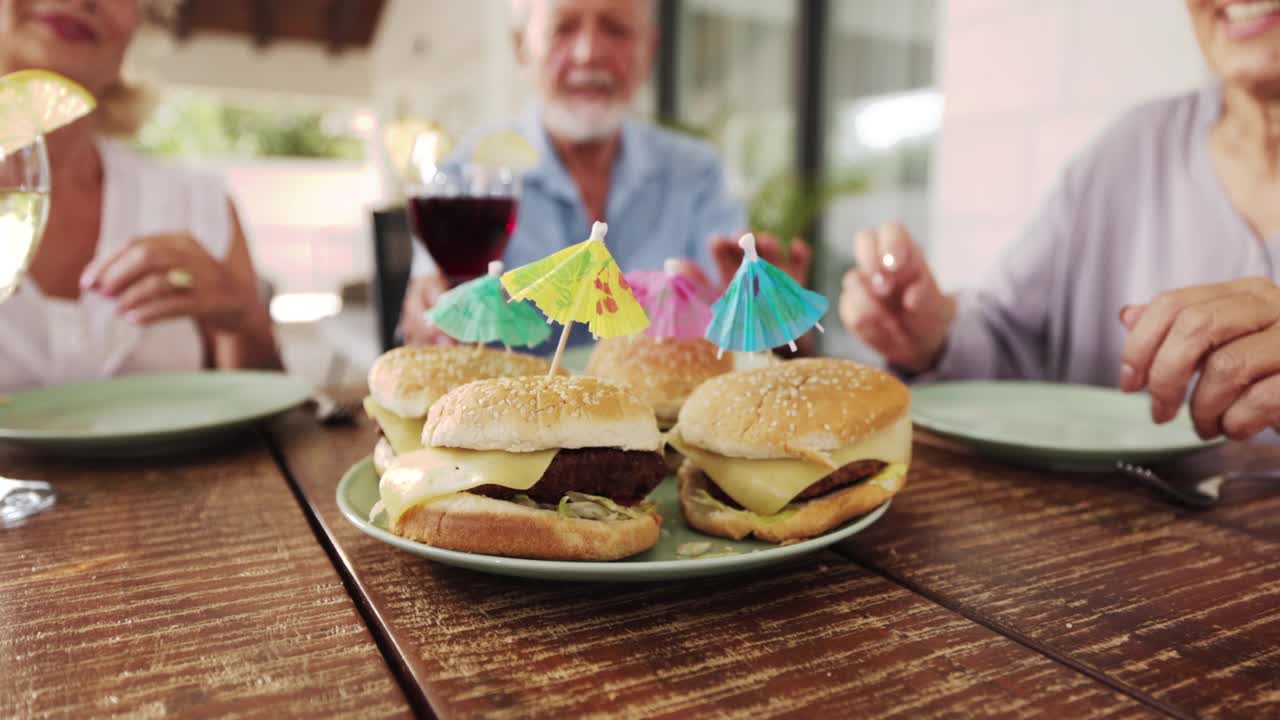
[0,133,50,302]
[0,131,55,528]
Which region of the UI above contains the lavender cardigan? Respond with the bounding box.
[937,85,1276,388]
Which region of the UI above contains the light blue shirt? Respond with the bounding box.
[411,106,746,353]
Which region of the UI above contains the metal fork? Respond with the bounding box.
[1,478,57,528]
[1114,461,1280,509]
[311,391,361,426]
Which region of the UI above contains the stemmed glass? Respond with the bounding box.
[0,130,56,527]
[405,131,521,288]
[0,134,49,300]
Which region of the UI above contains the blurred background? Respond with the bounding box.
[122,0,1207,381]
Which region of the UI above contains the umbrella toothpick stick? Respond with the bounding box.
[549,321,573,376]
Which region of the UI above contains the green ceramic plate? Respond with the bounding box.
[911,381,1224,471]
[0,371,311,457]
[337,457,890,582]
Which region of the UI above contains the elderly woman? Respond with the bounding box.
[839,0,1280,443]
[0,0,280,392]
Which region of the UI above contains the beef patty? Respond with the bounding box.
[470,448,667,506]
[705,459,888,510]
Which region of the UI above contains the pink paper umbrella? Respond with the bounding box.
[625,259,716,340]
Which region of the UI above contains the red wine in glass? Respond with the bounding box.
[407,195,517,285]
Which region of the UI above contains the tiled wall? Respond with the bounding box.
[929,0,1208,288]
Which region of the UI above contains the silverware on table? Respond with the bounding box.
[1114,461,1280,509]
[1,477,57,528]
[311,391,361,426]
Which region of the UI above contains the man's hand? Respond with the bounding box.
[399,272,456,346]
[707,232,816,355]
[709,232,813,289]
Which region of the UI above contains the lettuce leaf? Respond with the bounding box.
[557,492,655,522]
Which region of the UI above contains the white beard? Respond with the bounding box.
[542,99,629,142]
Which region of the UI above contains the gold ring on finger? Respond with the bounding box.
[166,268,195,290]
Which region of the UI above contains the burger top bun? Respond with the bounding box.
[675,358,909,461]
[585,335,733,426]
[368,345,555,418]
[423,375,662,453]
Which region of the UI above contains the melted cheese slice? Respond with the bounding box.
[379,446,560,525]
[668,414,912,516]
[363,397,426,455]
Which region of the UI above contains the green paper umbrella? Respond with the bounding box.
[427,261,552,348]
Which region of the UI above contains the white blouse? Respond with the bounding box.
[0,139,232,393]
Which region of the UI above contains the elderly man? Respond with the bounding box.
[400,0,811,349]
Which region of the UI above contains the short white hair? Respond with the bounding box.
[511,0,655,34]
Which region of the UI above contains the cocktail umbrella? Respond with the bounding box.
[501,222,649,374]
[705,233,828,356]
[625,258,715,341]
[427,260,551,349]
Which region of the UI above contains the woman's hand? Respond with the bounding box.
[80,232,253,334]
[1120,277,1280,440]
[838,223,955,373]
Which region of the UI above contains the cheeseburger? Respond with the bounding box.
[668,358,910,543]
[363,345,554,473]
[585,335,734,429]
[374,375,667,560]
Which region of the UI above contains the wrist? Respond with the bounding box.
[902,294,957,374]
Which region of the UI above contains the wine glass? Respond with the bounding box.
[405,132,521,288]
[0,134,50,302]
[0,131,55,527]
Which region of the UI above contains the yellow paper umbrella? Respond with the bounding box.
[501,222,649,374]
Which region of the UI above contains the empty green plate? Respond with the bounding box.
[337,457,890,582]
[911,381,1224,471]
[0,371,312,457]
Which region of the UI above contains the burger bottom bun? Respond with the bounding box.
[677,461,906,544]
[391,492,661,561]
[373,437,396,476]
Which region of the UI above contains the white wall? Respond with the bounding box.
[217,160,383,295]
[370,0,527,136]
[929,0,1208,289]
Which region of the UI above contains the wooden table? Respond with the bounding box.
[0,433,410,718]
[4,394,1278,719]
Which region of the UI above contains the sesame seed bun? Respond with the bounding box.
[422,375,662,453]
[585,336,734,427]
[674,358,910,462]
[367,345,556,419]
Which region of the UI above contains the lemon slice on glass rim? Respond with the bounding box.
[472,130,539,172]
[388,117,455,184]
[0,69,97,154]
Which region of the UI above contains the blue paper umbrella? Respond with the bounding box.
[428,261,552,348]
[705,233,828,354]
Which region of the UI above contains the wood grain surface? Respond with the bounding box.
[841,441,1280,720]
[0,433,410,719]
[270,401,1159,719]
